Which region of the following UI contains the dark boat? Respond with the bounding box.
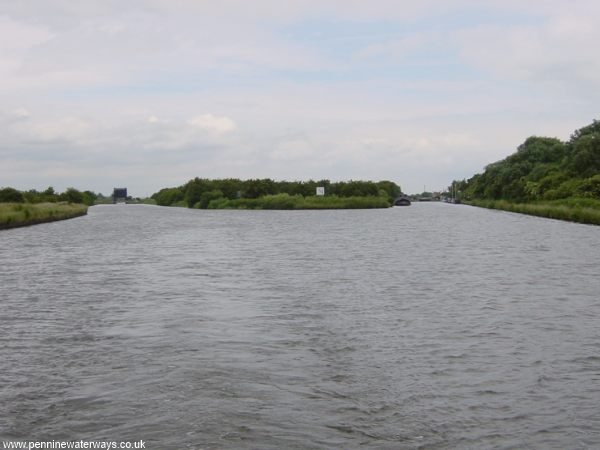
[393,196,411,206]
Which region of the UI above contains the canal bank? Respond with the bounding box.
[466,198,600,225]
[0,202,88,230]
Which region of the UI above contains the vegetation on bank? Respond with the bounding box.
[0,186,93,229]
[205,193,391,209]
[467,198,600,225]
[0,186,99,206]
[451,120,600,224]
[151,178,402,209]
[0,185,155,205]
[0,202,88,230]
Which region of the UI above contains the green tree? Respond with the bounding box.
[82,191,98,206]
[60,188,84,204]
[376,180,402,201]
[568,134,600,178]
[152,187,184,206]
[577,174,600,198]
[0,187,24,203]
[42,186,58,202]
[243,178,277,198]
[185,181,205,208]
[197,190,224,208]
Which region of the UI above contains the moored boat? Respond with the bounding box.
[393,196,411,206]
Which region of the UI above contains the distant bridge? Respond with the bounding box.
[113,187,127,204]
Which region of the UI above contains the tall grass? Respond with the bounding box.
[206,193,391,210]
[0,202,88,229]
[467,198,600,225]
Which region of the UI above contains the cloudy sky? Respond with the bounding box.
[1,0,599,196]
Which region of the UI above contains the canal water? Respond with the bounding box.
[1,203,599,449]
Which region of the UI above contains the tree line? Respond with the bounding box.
[151,179,403,208]
[0,186,100,206]
[451,120,600,202]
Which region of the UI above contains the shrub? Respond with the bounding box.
[577,174,600,199]
[59,187,85,204]
[196,190,224,209]
[204,194,391,210]
[0,187,24,203]
[152,187,185,206]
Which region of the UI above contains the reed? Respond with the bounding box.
[0,202,88,230]
[467,198,600,225]
[207,193,391,210]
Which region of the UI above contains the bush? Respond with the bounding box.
[543,189,561,200]
[152,187,185,206]
[257,193,301,209]
[204,193,391,210]
[207,198,231,209]
[577,174,600,198]
[545,179,585,200]
[196,190,224,209]
[0,187,24,203]
[59,187,85,204]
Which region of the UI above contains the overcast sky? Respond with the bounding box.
[1,0,599,196]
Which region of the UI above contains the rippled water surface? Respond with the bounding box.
[1,203,600,449]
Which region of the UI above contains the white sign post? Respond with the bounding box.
[316,187,325,196]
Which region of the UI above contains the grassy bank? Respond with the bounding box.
[0,202,88,230]
[467,198,600,225]
[205,193,391,209]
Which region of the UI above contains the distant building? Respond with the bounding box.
[113,187,127,204]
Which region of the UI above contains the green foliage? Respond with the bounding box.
[376,180,402,202]
[59,187,85,204]
[43,186,55,197]
[567,133,600,177]
[0,187,25,203]
[328,180,374,197]
[459,120,600,205]
[82,190,98,206]
[196,190,224,209]
[243,178,277,198]
[537,171,568,195]
[569,119,600,141]
[206,193,390,210]
[301,195,390,209]
[548,179,585,200]
[151,178,401,209]
[459,120,600,225]
[23,188,58,203]
[577,174,600,198]
[1,186,105,205]
[185,181,204,208]
[206,197,230,209]
[152,187,185,206]
[0,202,88,229]
[172,199,188,208]
[512,136,565,164]
[468,198,600,225]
